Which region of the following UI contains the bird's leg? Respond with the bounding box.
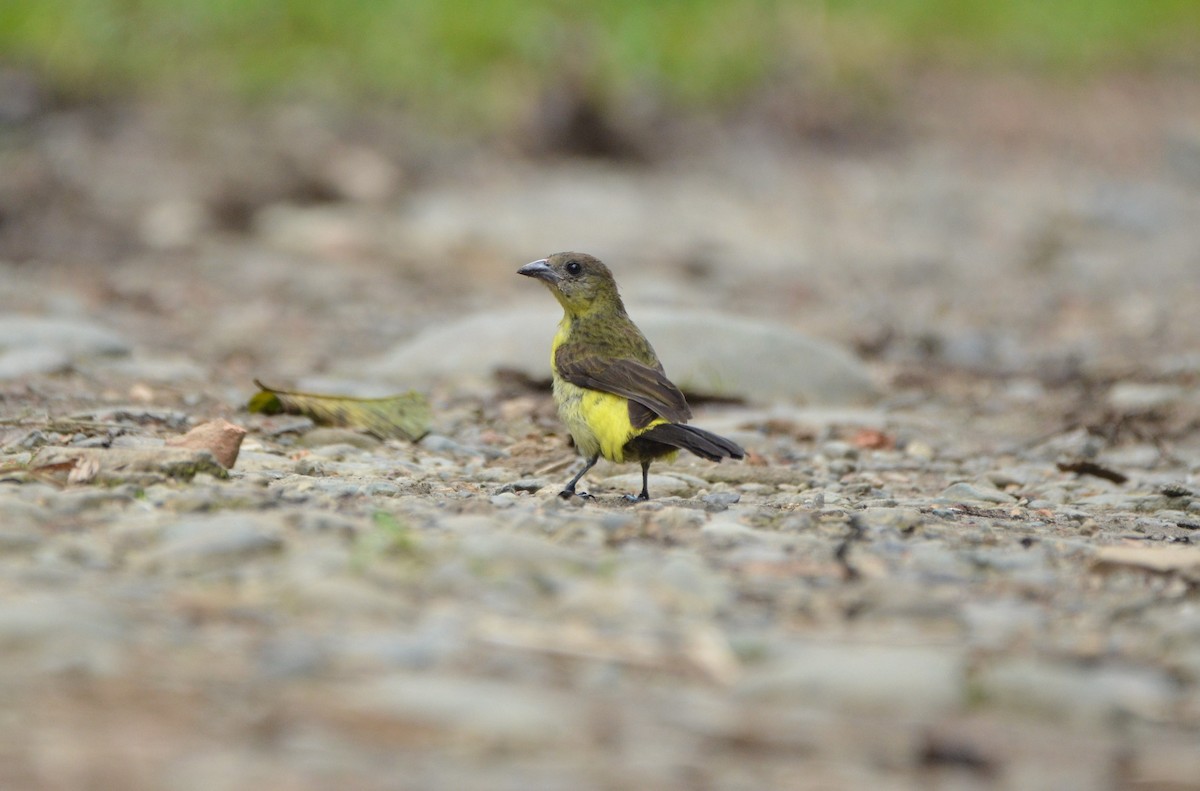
[624,461,652,502]
[560,454,599,500]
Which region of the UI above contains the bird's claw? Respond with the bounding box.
[559,489,594,501]
[623,493,650,503]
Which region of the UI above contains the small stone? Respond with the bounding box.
[857,507,924,533]
[0,346,71,378]
[0,594,126,674]
[905,440,936,461]
[337,673,582,745]
[165,418,247,468]
[310,443,369,460]
[490,492,521,508]
[420,434,481,457]
[978,658,1178,724]
[938,481,1016,505]
[139,513,284,574]
[362,481,401,497]
[599,472,691,498]
[739,642,965,712]
[1107,382,1187,411]
[961,599,1045,651]
[655,552,730,615]
[137,198,208,249]
[0,315,130,360]
[0,524,43,553]
[700,518,762,546]
[701,491,741,511]
[495,478,546,494]
[297,427,381,450]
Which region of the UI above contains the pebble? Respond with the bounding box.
[856,506,924,533]
[961,599,1046,650]
[337,673,583,745]
[977,658,1179,725]
[700,518,764,547]
[938,481,1017,505]
[738,642,966,712]
[297,427,382,450]
[0,346,72,378]
[1107,382,1188,411]
[0,593,126,675]
[702,491,741,511]
[0,315,131,363]
[138,513,285,574]
[0,524,43,553]
[599,472,692,498]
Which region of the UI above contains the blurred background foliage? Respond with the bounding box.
[1,0,1198,129]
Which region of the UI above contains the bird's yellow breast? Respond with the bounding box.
[550,318,668,464]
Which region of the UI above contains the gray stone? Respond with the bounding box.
[339,673,583,744]
[0,523,43,553]
[655,552,731,615]
[489,492,521,508]
[978,658,1179,725]
[961,599,1046,650]
[599,472,691,498]
[140,513,285,573]
[1107,382,1188,411]
[361,480,401,497]
[702,491,741,511]
[938,481,1017,505]
[857,507,925,533]
[739,642,965,712]
[364,306,878,405]
[1071,492,1173,512]
[297,427,381,450]
[495,478,547,494]
[0,317,130,378]
[0,346,72,378]
[95,353,207,382]
[0,593,126,674]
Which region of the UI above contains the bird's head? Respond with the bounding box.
[518,252,624,317]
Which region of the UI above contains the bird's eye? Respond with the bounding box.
[565,260,582,275]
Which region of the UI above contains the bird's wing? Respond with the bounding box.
[555,347,692,426]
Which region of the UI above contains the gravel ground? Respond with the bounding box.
[2,76,1200,790]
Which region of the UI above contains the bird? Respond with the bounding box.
[518,252,744,501]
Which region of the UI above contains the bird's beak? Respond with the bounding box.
[517,259,559,283]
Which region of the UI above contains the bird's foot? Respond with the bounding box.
[559,489,595,501]
[623,492,650,503]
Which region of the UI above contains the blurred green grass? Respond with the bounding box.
[1,0,1197,125]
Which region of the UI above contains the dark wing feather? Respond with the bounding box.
[555,347,692,425]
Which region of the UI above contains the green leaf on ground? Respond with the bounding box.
[247,379,430,441]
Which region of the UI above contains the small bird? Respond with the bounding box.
[518,252,744,501]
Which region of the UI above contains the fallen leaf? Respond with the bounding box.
[247,379,430,441]
[166,418,247,468]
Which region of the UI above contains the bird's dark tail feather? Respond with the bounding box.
[639,423,744,462]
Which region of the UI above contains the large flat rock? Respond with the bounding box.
[363,305,878,405]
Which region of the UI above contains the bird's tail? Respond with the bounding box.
[638,423,745,462]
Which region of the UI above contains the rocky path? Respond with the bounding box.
[2,82,1200,789]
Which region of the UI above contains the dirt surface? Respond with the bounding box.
[2,75,1200,790]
